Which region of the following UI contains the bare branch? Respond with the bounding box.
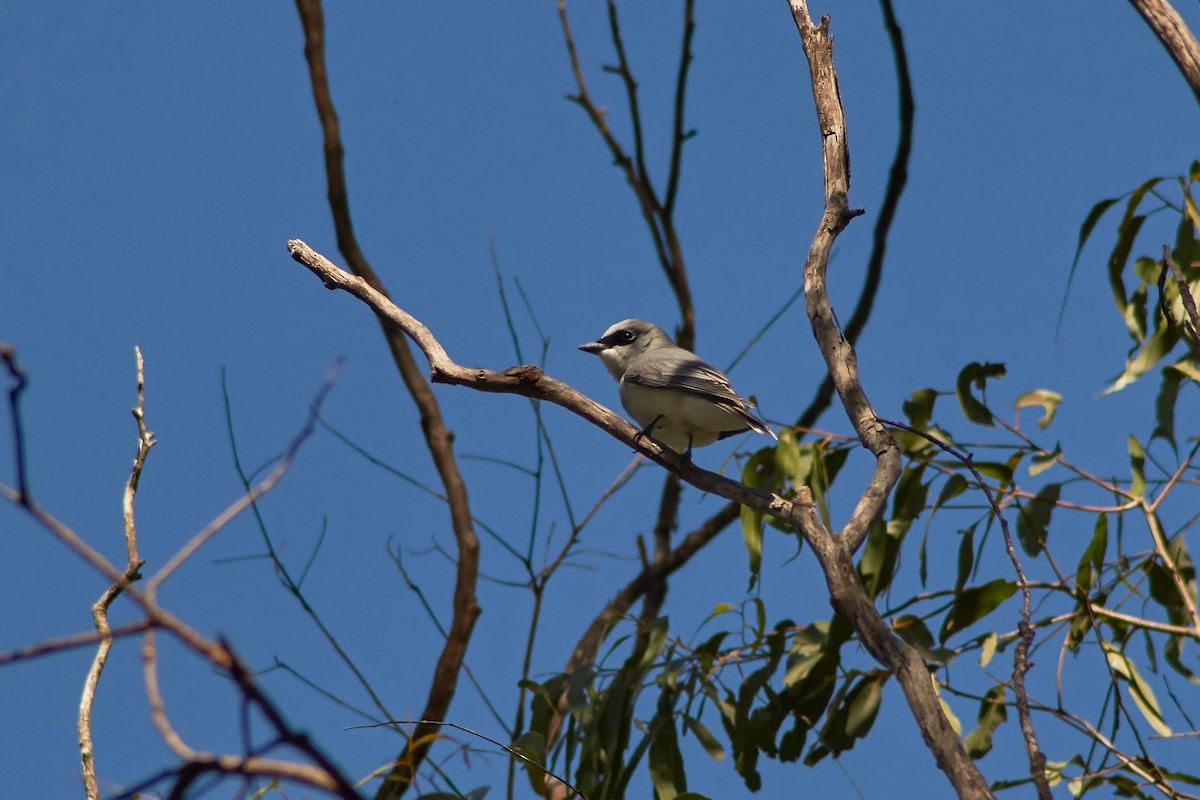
[3,354,360,798]
[0,621,151,667]
[1127,0,1200,104]
[143,626,198,760]
[290,3,483,794]
[785,3,993,797]
[793,0,913,434]
[80,347,155,800]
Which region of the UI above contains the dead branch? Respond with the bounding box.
[80,347,154,800]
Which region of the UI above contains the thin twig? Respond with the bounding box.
[349,719,584,799]
[0,343,30,502]
[80,347,155,800]
[878,416,1050,799]
[0,620,151,667]
[663,0,696,219]
[223,375,399,732]
[149,359,341,588]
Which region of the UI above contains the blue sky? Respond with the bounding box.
[3,3,1199,799]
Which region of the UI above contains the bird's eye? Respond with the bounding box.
[617,330,636,343]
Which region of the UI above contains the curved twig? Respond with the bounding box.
[80,348,154,800]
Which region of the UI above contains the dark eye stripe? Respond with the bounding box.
[601,329,637,346]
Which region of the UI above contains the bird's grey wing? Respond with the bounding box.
[625,350,749,408]
[626,348,774,437]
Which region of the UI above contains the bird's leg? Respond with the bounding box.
[683,433,694,460]
[633,415,664,447]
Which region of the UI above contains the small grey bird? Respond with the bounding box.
[579,319,776,454]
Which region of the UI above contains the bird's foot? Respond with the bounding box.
[633,415,664,448]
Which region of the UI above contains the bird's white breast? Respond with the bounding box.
[619,381,747,451]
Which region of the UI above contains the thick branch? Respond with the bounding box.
[786,3,993,797]
[291,3,482,796]
[1127,0,1200,104]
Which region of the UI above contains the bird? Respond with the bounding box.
[579,319,776,455]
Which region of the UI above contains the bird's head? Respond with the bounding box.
[579,319,672,380]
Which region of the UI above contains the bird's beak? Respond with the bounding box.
[578,341,606,354]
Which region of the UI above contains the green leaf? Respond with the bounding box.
[1125,282,1150,343]
[1165,632,1199,684]
[682,715,725,761]
[1015,483,1061,556]
[1128,436,1146,496]
[1072,195,1122,273]
[1147,532,1199,618]
[979,632,999,668]
[1061,193,1123,339]
[940,579,1018,643]
[774,427,802,482]
[805,672,887,763]
[892,614,935,652]
[1170,532,1198,606]
[955,524,977,594]
[902,387,938,429]
[784,622,831,686]
[938,691,962,736]
[1167,357,1200,382]
[931,473,969,514]
[1110,176,1165,328]
[858,517,907,599]
[971,460,1014,489]
[648,706,686,800]
[1104,324,1181,394]
[1029,443,1062,477]
[1152,362,1188,449]
[248,780,281,800]
[956,362,1007,426]
[844,673,886,738]
[896,388,946,454]
[964,684,1008,757]
[1014,389,1062,430]
[892,462,929,522]
[1076,513,1108,592]
[524,674,568,734]
[918,525,929,587]
[740,505,763,591]
[1103,643,1173,736]
[512,731,548,796]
